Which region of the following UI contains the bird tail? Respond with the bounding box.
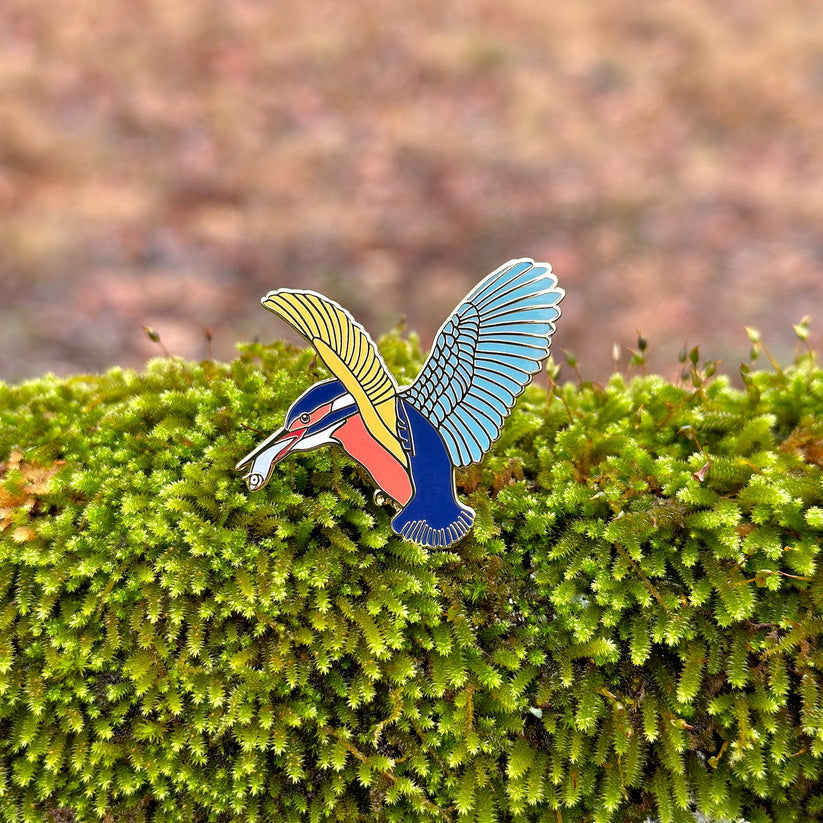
[391,499,475,549]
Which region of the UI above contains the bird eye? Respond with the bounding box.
[300,413,311,424]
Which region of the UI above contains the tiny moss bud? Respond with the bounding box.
[793,318,810,342]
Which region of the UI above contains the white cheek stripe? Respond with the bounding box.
[331,393,356,412]
[296,422,346,451]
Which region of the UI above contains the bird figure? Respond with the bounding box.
[236,259,564,548]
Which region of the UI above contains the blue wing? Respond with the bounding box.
[402,259,564,466]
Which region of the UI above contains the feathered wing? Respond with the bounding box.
[262,289,408,467]
[403,259,564,466]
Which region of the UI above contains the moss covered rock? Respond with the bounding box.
[1,337,822,823]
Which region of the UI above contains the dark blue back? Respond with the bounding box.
[392,399,474,546]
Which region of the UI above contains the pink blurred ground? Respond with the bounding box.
[1,0,822,383]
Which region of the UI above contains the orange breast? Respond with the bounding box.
[333,415,413,506]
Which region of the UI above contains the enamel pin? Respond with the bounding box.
[236,258,564,548]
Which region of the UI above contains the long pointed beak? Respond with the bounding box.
[235,426,306,491]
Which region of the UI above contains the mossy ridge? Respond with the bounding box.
[0,336,821,823]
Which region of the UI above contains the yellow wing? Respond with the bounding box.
[261,289,408,468]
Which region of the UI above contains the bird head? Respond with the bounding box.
[236,379,357,491]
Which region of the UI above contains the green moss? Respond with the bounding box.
[1,338,822,822]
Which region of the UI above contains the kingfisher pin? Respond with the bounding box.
[236,259,564,548]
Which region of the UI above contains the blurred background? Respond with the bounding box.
[1,0,822,384]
